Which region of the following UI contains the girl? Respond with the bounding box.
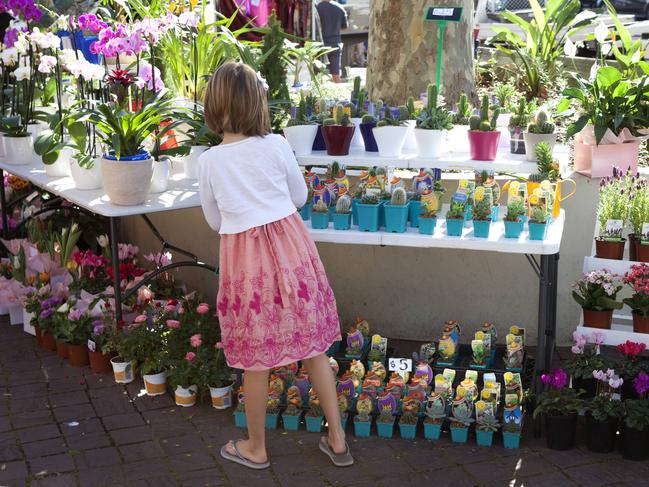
[199,62,353,470]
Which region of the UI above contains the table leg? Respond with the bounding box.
[0,169,8,239]
[544,253,559,372]
[109,217,122,324]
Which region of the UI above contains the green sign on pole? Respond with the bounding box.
[425,7,463,88]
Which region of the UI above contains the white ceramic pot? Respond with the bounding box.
[23,309,35,336]
[174,385,198,407]
[9,305,23,325]
[524,132,557,161]
[350,117,365,150]
[414,129,446,158]
[143,371,168,396]
[447,125,469,152]
[184,146,208,179]
[27,123,48,139]
[283,125,318,156]
[110,357,135,384]
[372,125,409,158]
[209,383,233,410]
[101,156,153,206]
[70,158,102,190]
[44,148,72,178]
[402,120,417,152]
[150,158,171,194]
[4,134,34,165]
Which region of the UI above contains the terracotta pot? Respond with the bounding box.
[56,340,69,359]
[637,240,649,263]
[582,308,613,329]
[595,238,625,260]
[34,325,42,345]
[468,130,501,161]
[41,332,56,351]
[633,312,649,334]
[67,344,89,367]
[89,350,113,374]
[321,125,355,156]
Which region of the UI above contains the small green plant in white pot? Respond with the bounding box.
[414,84,453,158]
[283,92,318,156]
[524,109,557,161]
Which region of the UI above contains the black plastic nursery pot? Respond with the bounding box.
[586,414,618,453]
[545,413,577,450]
[621,424,649,461]
[572,377,597,399]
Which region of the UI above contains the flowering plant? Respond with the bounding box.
[121,314,167,375]
[623,264,649,317]
[624,398,649,431]
[572,269,623,311]
[628,174,649,236]
[588,368,625,422]
[70,250,111,295]
[564,331,610,380]
[634,371,649,398]
[143,252,184,298]
[534,368,584,418]
[51,302,92,345]
[596,167,633,239]
[615,340,647,383]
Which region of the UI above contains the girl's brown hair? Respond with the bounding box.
[204,62,271,137]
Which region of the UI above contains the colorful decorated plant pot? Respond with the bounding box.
[352,198,360,226]
[282,413,302,431]
[333,212,352,230]
[528,221,549,241]
[311,212,329,230]
[450,426,469,443]
[419,217,437,235]
[423,422,442,441]
[312,125,327,151]
[322,125,355,156]
[234,411,247,428]
[475,430,494,447]
[473,220,491,238]
[468,130,501,161]
[446,218,464,237]
[357,203,380,232]
[409,200,421,227]
[504,220,524,239]
[503,432,521,449]
[305,415,324,433]
[354,420,372,438]
[384,203,409,233]
[399,422,418,440]
[359,122,378,152]
[265,413,280,430]
[377,421,395,438]
[300,203,312,221]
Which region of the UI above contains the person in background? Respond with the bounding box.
[316,0,348,83]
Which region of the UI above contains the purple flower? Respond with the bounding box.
[39,308,54,320]
[92,323,105,336]
[67,308,83,321]
[541,368,568,389]
[634,372,649,396]
[3,28,18,48]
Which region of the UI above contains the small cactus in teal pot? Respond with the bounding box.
[390,187,407,206]
[336,195,352,214]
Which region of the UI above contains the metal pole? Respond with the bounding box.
[545,253,560,370]
[109,217,122,324]
[534,255,550,395]
[0,169,8,239]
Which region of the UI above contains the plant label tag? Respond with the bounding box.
[483,372,497,383]
[388,358,412,379]
[371,335,388,358]
[425,6,463,21]
[605,219,623,238]
[87,339,96,352]
[642,222,649,243]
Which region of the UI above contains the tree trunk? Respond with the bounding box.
[366,0,475,107]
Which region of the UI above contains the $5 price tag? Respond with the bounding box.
[388,358,412,379]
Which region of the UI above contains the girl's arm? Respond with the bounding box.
[279,138,308,208]
[198,158,222,232]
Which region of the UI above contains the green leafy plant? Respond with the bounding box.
[284,40,337,95]
[624,399,649,431]
[416,84,453,130]
[505,199,526,222]
[623,264,649,317]
[494,82,515,112]
[286,91,316,127]
[361,193,379,205]
[376,106,407,127]
[471,197,492,222]
[452,94,471,125]
[52,305,92,345]
[260,13,290,133]
[531,142,560,181]
[469,95,500,132]
[597,168,632,239]
[530,206,550,224]
[476,412,501,432]
[588,394,625,423]
[446,200,466,219]
[534,369,584,418]
[630,177,649,236]
[509,98,534,129]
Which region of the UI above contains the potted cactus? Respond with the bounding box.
[359,102,381,152]
[448,93,472,149]
[353,394,373,437]
[419,206,438,235]
[508,99,532,155]
[414,84,453,158]
[284,93,317,156]
[524,109,556,161]
[384,187,409,233]
[282,386,304,432]
[446,199,466,237]
[373,106,410,158]
[471,188,493,239]
[528,206,550,241]
[357,193,381,232]
[322,103,355,156]
[468,95,501,161]
[376,409,396,438]
[305,389,324,433]
[504,199,526,239]
[399,410,419,440]
[311,199,330,230]
[349,76,367,150]
[333,192,352,230]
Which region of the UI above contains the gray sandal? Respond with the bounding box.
[220,440,270,470]
[319,437,354,467]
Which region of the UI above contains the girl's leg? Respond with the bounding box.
[302,353,347,454]
[226,369,270,463]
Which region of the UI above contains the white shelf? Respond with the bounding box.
[576,324,649,347]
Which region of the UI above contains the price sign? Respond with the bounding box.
[388,358,412,380]
[87,339,96,352]
[425,6,463,22]
[605,219,623,238]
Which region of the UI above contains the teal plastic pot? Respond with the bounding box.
[476,430,494,447]
[384,203,409,233]
[305,415,324,433]
[300,203,312,221]
[377,420,395,438]
[399,422,418,440]
[333,212,351,230]
[354,420,372,438]
[357,203,380,232]
[328,206,335,222]
[450,426,469,443]
[503,432,521,449]
[379,201,387,228]
[341,414,348,432]
[529,222,549,240]
[311,212,329,229]
[446,218,465,237]
[473,220,491,238]
[265,413,279,430]
[423,422,442,441]
[326,340,341,356]
[283,413,301,431]
[234,411,247,428]
[352,199,360,226]
[419,217,437,235]
[491,205,499,222]
[409,200,421,227]
[504,220,524,239]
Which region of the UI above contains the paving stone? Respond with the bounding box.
[91,394,136,417]
[119,440,165,462]
[10,397,50,412]
[64,433,111,451]
[160,435,206,455]
[129,475,179,487]
[132,394,176,412]
[109,425,154,446]
[77,465,125,486]
[22,438,68,459]
[29,453,75,476]
[73,446,121,469]
[102,412,145,431]
[30,473,77,487]
[48,391,89,408]
[59,417,104,438]
[11,410,53,429]
[564,461,640,486]
[0,417,11,433]
[178,468,229,487]
[16,424,61,444]
[121,458,169,481]
[275,471,328,487]
[52,404,96,423]
[83,373,119,390]
[0,460,28,482]
[168,451,218,473]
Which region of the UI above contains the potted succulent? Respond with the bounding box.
[467,95,501,161]
[475,401,500,447]
[398,410,419,440]
[414,84,453,158]
[333,191,352,230]
[418,201,439,235]
[349,76,367,150]
[358,101,382,152]
[621,397,649,461]
[524,109,557,161]
[446,199,466,237]
[565,331,609,398]
[449,395,474,443]
[284,92,318,156]
[502,391,524,449]
[595,168,629,259]
[265,392,281,430]
[449,93,471,149]
[585,369,624,453]
[572,270,623,329]
[310,199,330,230]
[373,106,409,158]
[508,99,532,155]
[322,103,355,156]
[376,409,395,439]
[305,388,324,433]
[534,368,583,450]
[423,393,446,440]
[471,187,492,239]
[503,198,526,239]
[384,187,409,233]
[629,176,649,262]
[282,386,304,431]
[623,264,649,333]
[357,193,381,232]
[528,206,551,241]
[353,394,373,438]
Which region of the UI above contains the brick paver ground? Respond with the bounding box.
[0,318,647,487]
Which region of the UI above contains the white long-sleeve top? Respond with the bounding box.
[198,134,308,234]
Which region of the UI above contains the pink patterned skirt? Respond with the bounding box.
[217,212,341,370]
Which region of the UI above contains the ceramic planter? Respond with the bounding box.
[384,203,409,233]
[586,414,617,453]
[234,411,247,428]
[423,422,442,440]
[70,158,102,190]
[322,125,355,156]
[110,357,135,384]
[333,212,351,230]
[510,127,526,154]
[468,130,501,161]
[350,117,365,150]
[305,415,323,433]
[475,430,494,447]
[582,308,613,329]
[523,132,557,161]
[594,239,625,260]
[41,332,56,352]
[447,125,469,150]
[419,217,437,235]
[284,125,318,156]
[174,385,198,407]
[354,420,371,438]
[4,134,34,165]
[67,343,89,367]
[282,413,302,431]
[209,383,233,409]
[473,220,491,238]
[44,149,72,177]
[574,138,639,178]
[9,305,22,325]
[357,203,380,232]
[446,218,464,237]
[101,152,153,206]
[183,146,208,179]
[88,350,113,374]
[373,125,409,158]
[621,425,649,461]
[633,312,649,333]
[300,202,312,221]
[414,129,445,158]
[265,413,280,429]
[528,222,549,240]
[310,212,329,229]
[504,220,524,239]
[450,426,469,443]
[150,158,171,194]
[503,432,521,449]
[312,126,327,151]
[399,422,418,440]
[409,200,421,227]
[143,371,168,396]
[56,340,69,360]
[545,413,577,450]
[376,420,395,438]
[403,120,417,151]
[359,122,378,152]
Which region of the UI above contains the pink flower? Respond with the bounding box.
[166,319,180,329]
[190,334,202,348]
[164,304,176,313]
[215,341,224,349]
[185,351,196,362]
[178,307,185,315]
[134,314,147,323]
[196,303,209,315]
[137,287,154,303]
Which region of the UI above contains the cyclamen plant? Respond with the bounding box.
[572,269,623,311]
[565,331,609,380]
[623,264,649,317]
[588,368,625,422]
[616,340,647,383]
[534,368,584,418]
